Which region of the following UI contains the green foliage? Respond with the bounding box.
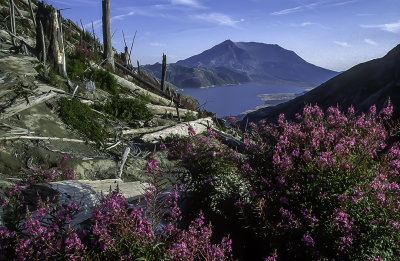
[88,68,119,95]
[182,111,196,122]
[46,67,64,87]
[66,54,86,81]
[59,97,109,145]
[168,128,248,214]
[94,97,153,123]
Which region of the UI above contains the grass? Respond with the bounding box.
[59,97,110,145]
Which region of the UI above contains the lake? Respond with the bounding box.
[180,83,310,117]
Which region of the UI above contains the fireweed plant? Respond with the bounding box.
[0,156,232,260]
[168,104,400,260]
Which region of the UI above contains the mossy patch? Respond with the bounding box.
[59,97,110,145]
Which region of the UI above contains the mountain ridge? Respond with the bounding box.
[244,44,400,123]
[144,40,338,88]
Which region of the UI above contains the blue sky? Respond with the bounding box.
[50,0,399,71]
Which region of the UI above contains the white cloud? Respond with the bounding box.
[360,20,400,33]
[271,0,357,15]
[334,41,351,47]
[271,6,303,15]
[364,38,377,45]
[171,0,203,8]
[111,11,136,22]
[290,21,315,27]
[194,13,242,27]
[328,0,358,7]
[150,42,166,47]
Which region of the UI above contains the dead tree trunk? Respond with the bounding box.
[137,60,141,75]
[9,0,16,45]
[28,0,36,27]
[35,2,67,77]
[161,53,167,92]
[102,0,114,71]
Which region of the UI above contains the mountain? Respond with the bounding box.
[142,63,250,89]
[244,44,400,123]
[175,40,338,87]
[143,40,338,89]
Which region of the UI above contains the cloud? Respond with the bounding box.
[271,0,357,15]
[150,42,166,47]
[111,11,136,22]
[171,0,203,8]
[193,13,242,27]
[360,20,400,33]
[290,21,315,27]
[271,6,304,15]
[328,0,358,7]
[364,38,377,45]
[334,41,351,47]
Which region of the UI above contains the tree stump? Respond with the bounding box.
[35,2,67,77]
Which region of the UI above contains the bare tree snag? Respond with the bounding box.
[102,0,114,71]
[39,20,46,65]
[28,0,36,27]
[161,53,167,92]
[128,30,137,66]
[137,60,141,75]
[118,147,130,179]
[9,0,16,45]
[36,2,67,77]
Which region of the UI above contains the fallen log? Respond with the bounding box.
[1,135,94,144]
[122,125,174,136]
[0,91,57,120]
[111,72,171,105]
[146,104,198,118]
[140,117,214,143]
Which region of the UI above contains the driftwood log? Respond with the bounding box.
[35,2,67,77]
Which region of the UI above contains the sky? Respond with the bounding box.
[49,0,400,72]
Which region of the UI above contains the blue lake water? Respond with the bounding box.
[180,83,308,117]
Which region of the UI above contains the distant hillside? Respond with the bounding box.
[175,40,338,87]
[244,44,400,123]
[142,63,250,89]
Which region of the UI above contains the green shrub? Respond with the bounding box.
[94,97,153,123]
[46,68,64,87]
[87,69,119,95]
[59,98,109,145]
[66,56,86,80]
[182,111,196,122]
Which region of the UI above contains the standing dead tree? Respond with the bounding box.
[102,0,114,71]
[35,2,67,77]
[161,53,167,92]
[9,0,16,45]
[28,0,36,27]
